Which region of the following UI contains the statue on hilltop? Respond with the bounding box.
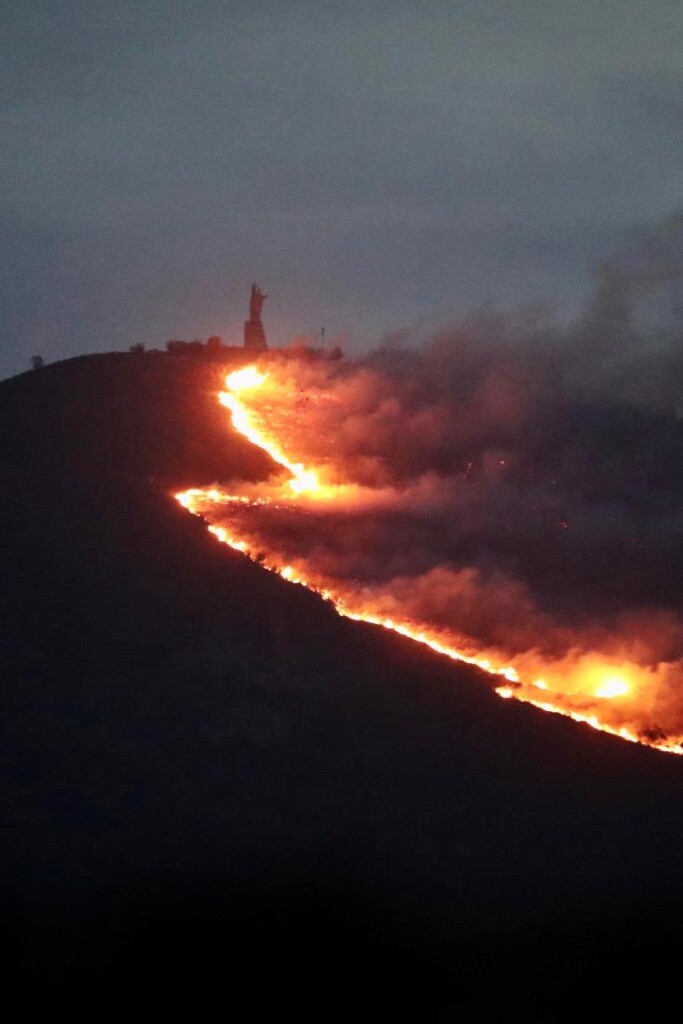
[244,283,268,350]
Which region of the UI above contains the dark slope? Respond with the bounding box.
[2,352,683,1017]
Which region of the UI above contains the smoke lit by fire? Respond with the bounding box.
[176,356,683,755]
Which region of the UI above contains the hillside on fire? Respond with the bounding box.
[2,350,683,1017]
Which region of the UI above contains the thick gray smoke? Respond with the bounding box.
[381,210,683,417]
[342,210,683,620]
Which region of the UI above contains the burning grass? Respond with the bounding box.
[176,359,683,755]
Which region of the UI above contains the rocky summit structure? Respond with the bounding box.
[243,283,268,350]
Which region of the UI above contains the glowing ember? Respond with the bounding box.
[175,360,683,756]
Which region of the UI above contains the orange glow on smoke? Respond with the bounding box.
[176,361,683,756]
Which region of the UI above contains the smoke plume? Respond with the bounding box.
[180,213,683,748]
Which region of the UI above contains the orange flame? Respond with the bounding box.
[176,362,683,756]
[219,367,334,499]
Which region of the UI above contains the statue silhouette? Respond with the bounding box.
[249,284,267,321]
[244,283,268,350]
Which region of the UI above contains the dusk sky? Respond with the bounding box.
[2,0,681,380]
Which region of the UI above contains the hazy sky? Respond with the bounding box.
[2,0,682,379]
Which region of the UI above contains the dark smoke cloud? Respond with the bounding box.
[376,210,683,417]
[343,212,683,616]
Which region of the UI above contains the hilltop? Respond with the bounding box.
[2,350,683,1017]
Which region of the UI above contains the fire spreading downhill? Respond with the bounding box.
[176,362,683,756]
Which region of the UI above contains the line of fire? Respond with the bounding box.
[174,286,683,757]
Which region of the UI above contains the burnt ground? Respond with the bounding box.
[2,351,683,1019]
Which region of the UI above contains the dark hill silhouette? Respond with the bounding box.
[2,351,683,1017]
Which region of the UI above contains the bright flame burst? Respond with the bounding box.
[176,362,683,756]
